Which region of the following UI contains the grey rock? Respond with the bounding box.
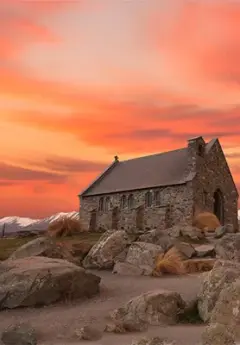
[110,290,185,326]
[131,337,175,345]
[0,256,100,309]
[201,323,236,345]
[215,233,240,262]
[82,230,135,269]
[138,230,174,252]
[125,242,163,270]
[174,242,196,258]
[198,260,240,321]
[195,244,215,258]
[75,325,102,340]
[1,323,37,345]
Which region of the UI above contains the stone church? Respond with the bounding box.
[79,136,239,232]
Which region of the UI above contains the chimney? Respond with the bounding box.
[114,155,119,162]
[186,136,206,174]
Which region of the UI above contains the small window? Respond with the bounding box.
[145,191,152,207]
[154,190,160,206]
[105,197,110,211]
[120,195,127,209]
[99,197,104,211]
[128,194,134,209]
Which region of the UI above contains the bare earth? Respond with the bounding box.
[0,271,205,345]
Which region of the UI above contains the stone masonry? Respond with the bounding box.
[79,137,239,233]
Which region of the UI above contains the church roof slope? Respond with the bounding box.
[81,147,191,196]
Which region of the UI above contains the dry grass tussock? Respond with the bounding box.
[193,211,220,232]
[47,216,84,238]
[152,246,187,276]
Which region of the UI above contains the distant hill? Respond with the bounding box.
[0,211,79,237]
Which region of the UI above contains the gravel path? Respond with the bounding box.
[0,271,204,345]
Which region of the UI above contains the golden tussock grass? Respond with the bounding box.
[152,246,187,276]
[193,211,220,232]
[47,216,83,238]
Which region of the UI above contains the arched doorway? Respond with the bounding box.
[213,189,224,224]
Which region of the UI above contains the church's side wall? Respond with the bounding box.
[79,183,193,232]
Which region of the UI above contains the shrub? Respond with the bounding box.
[152,246,187,276]
[193,211,220,232]
[47,216,83,238]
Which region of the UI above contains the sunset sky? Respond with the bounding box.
[1,0,240,218]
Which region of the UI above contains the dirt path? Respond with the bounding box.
[0,271,204,345]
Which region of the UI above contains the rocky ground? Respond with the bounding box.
[0,271,203,345]
[0,219,239,345]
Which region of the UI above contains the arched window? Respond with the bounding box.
[120,195,127,209]
[105,197,110,211]
[198,144,205,157]
[128,194,134,209]
[145,191,152,207]
[213,188,224,224]
[154,190,160,206]
[99,197,104,211]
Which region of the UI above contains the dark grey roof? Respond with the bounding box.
[81,148,192,196]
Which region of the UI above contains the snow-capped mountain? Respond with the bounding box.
[0,211,79,236]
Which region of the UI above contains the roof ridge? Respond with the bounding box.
[121,147,186,163]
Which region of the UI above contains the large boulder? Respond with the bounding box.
[210,279,240,335]
[125,242,163,270]
[8,236,75,263]
[138,230,174,252]
[82,230,135,269]
[215,233,240,262]
[201,323,236,345]
[198,260,240,321]
[0,256,101,309]
[110,290,185,327]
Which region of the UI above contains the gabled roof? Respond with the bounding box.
[81,148,191,196]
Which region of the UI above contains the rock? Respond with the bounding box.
[75,325,102,340]
[184,258,215,273]
[215,233,240,262]
[71,242,92,261]
[195,244,215,258]
[215,224,235,239]
[113,248,128,263]
[138,230,174,252]
[131,337,175,345]
[82,230,135,269]
[215,226,227,239]
[105,319,148,333]
[110,290,185,326]
[8,236,75,263]
[113,262,144,276]
[0,256,100,309]
[174,242,196,258]
[210,279,240,332]
[1,323,37,345]
[125,242,164,271]
[167,225,203,240]
[201,323,236,345]
[197,260,240,321]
